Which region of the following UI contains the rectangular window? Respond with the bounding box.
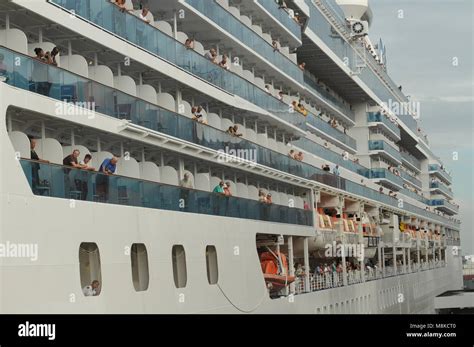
[79,242,102,297]
[206,246,219,285]
[131,243,149,292]
[172,245,187,288]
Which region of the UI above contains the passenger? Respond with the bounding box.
[43,51,53,65]
[294,13,302,25]
[80,154,95,171]
[29,137,49,195]
[288,149,295,159]
[258,190,267,203]
[212,181,225,195]
[32,48,50,95]
[179,173,194,189]
[278,0,288,9]
[266,193,272,205]
[332,165,340,176]
[303,200,310,210]
[139,7,151,23]
[322,164,330,172]
[226,125,242,137]
[295,152,304,161]
[33,47,45,62]
[113,0,129,12]
[272,40,280,52]
[379,187,384,194]
[265,84,271,94]
[184,38,195,50]
[63,149,86,169]
[96,156,118,201]
[219,54,230,70]
[50,46,60,67]
[192,106,204,122]
[277,91,284,101]
[204,48,218,64]
[76,154,94,200]
[298,62,306,70]
[223,182,232,197]
[82,280,100,297]
[295,263,304,277]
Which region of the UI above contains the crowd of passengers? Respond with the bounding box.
[294,260,369,278]
[26,137,294,207]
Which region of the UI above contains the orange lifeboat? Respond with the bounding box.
[260,251,295,291]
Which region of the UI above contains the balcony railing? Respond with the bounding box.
[303,72,355,120]
[291,137,367,174]
[255,0,302,39]
[368,140,402,164]
[48,0,306,129]
[429,164,452,184]
[0,46,459,230]
[430,199,459,214]
[366,168,404,188]
[400,189,429,205]
[400,171,422,189]
[305,114,357,150]
[185,0,304,83]
[430,181,454,198]
[401,151,422,172]
[19,160,312,226]
[367,112,400,138]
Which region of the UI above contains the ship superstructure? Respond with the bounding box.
[0,0,462,313]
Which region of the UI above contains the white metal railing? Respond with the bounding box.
[291,259,446,297]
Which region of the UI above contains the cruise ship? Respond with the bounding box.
[0,0,463,314]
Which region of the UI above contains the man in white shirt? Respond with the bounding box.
[82,280,100,297]
[139,7,151,23]
[179,173,194,189]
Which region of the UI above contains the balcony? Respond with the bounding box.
[19,160,312,226]
[48,0,306,129]
[365,168,404,191]
[304,72,355,121]
[430,199,459,215]
[400,171,422,189]
[291,137,367,175]
[430,181,454,199]
[429,164,452,184]
[400,189,429,205]
[305,114,357,151]
[368,140,402,165]
[401,151,422,172]
[185,0,304,84]
[367,112,401,140]
[255,0,302,40]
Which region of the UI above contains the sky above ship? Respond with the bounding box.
[370,0,473,254]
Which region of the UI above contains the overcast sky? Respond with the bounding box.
[368,0,473,254]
